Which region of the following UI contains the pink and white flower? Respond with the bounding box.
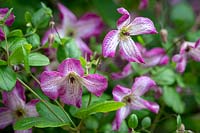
[42,3,103,57]
[172,39,200,73]
[102,7,157,63]
[40,58,108,108]
[0,81,39,133]
[112,76,159,130]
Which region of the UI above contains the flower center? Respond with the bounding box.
[14,108,26,119]
[185,46,191,52]
[67,72,80,84]
[119,27,130,40]
[122,94,135,105]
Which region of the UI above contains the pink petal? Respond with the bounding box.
[40,71,64,100]
[15,129,32,133]
[172,54,187,73]
[180,41,195,54]
[58,58,84,76]
[60,83,82,108]
[102,30,119,58]
[0,28,5,41]
[119,37,144,63]
[117,7,130,29]
[112,106,130,131]
[131,76,156,96]
[81,74,108,97]
[189,43,200,61]
[130,96,159,113]
[75,38,92,57]
[25,99,39,117]
[139,0,149,10]
[0,8,15,26]
[127,17,157,35]
[76,13,103,39]
[194,39,200,48]
[0,108,13,129]
[112,85,132,101]
[111,63,133,80]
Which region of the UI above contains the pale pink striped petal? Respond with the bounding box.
[112,85,132,101]
[119,37,144,63]
[76,13,103,38]
[58,58,84,76]
[0,108,13,129]
[128,17,157,35]
[132,76,156,96]
[75,38,92,57]
[15,129,32,133]
[40,71,64,100]
[81,74,108,97]
[102,30,119,58]
[111,63,133,80]
[117,7,130,29]
[172,54,187,73]
[25,99,39,117]
[112,106,130,130]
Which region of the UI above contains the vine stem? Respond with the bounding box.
[55,100,77,128]
[17,77,65,123]
[3,28,9,63]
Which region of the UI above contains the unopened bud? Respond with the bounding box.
[160,29,168,43]
[176,124,185,133]
[48,33,55,47]
[26,22,32,27]
[49,21,55,29]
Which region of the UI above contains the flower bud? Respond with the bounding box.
[160,29,168,43]
[49,21,55,29]
[48,33,55,47]
[128,114,138,129]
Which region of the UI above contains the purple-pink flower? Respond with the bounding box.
[102,7,157,63]
[111,43,169,80]
[0,28,5,41]
[0,81,39,133]
[139,0,149,10]
[112,76,159,130]
[172,39,200,73]
[42,3,103,57]
[40,58,108,108]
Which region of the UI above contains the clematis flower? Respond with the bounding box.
[139,0,149,10]
[0,28,5,41]
[112,76,159,130]
[40,58,108,108]
[111,43,169,80]
[42,3,103,56]
[0,81,39,133]
[102,7,157,63]
[172,39,200,73]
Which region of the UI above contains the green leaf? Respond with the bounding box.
[26,33,40,48]
[7,29,23,38]
[152,67,175,85]
[32,5,52,28]
[0,66,16,91]
[28,53,49,66]
[8,38,29,52]
[0,60,7,66]
[177,115,182,129]
[14,117,69,130]
[75,101,125,119]
[128,114,138,129]
[170,3,195,33]
[163,87,185,113]
[36,101,70,123]
[141,117,151,128]
[57,38,81,62]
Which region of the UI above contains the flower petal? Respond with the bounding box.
[58,58,84,76]
[75,38,92,57]
[117,7,130,29]
[172,54,187,73]
[188,42,200,61]
[102,30,120,58]
[40,71,64,100]
[0,8,15,26]
[60,82,82,108]
[25,99,39,117]
[139,0,149,10]
[81,74,108,97]
[119,37,144,63]
[130,96,159,113]
[15,129,32,133]
[131,76,156,96]
[0,28,5,41]
[0,108,13,129]
[111,63,133,80]
[76,13,103,38]
[112,85,132,101]
[112,106,130,131]
[127,17,157,35]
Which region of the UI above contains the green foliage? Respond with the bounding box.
[26,33,40,48]
[141,117,151,129]
[177,115,182,129]
[28,53,49,66]
[0,66,16,91]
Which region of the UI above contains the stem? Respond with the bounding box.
[30,73,40,85]
[55,100,77,128]
[87,93,92,107]
[17,77,65,123]
[3,28,9,63]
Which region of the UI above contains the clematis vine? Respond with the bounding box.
[102,7,157,63]
[42,3,103,56]
[111,43,169,80]
[172,39,200,73]
[0,81,39,133]
[0,8,15,41]
[40,58,108,108]
[112,76,159,130]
